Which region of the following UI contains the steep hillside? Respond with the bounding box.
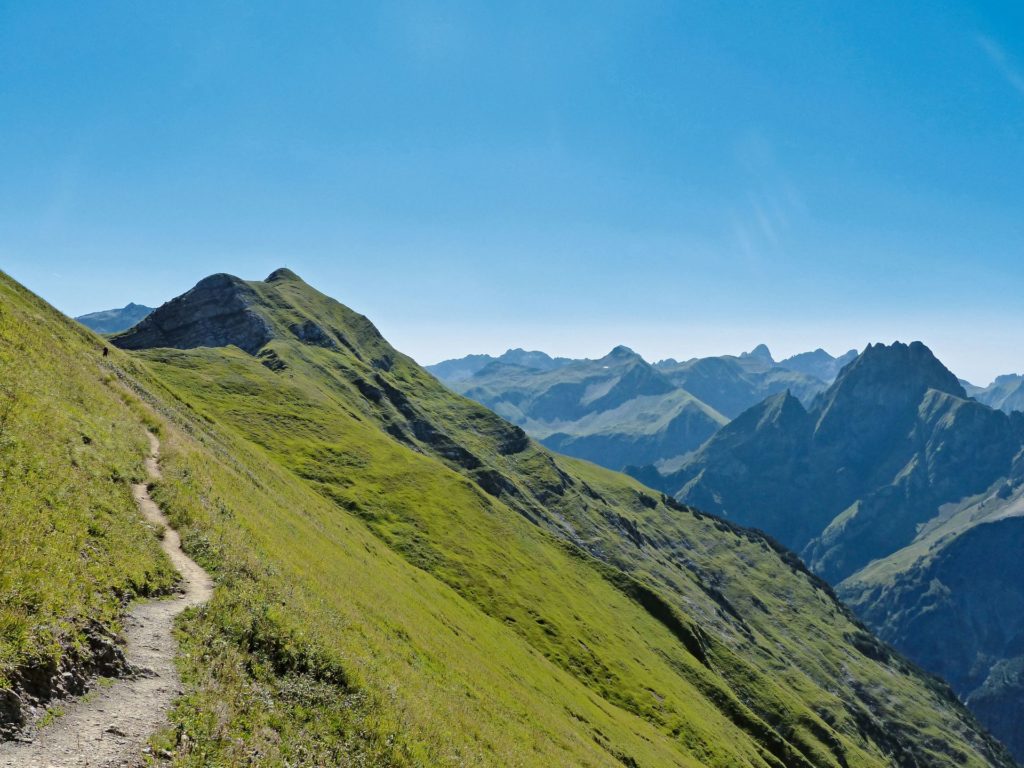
[1,269,1015,766]
[447,346,728,471]
[640,341,1024,758]
[114,270,1013,766]
[0,278,177,732]
[75,302,154,334]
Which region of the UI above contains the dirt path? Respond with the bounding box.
[0,432,213,767]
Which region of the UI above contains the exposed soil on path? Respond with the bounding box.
[0,432,213,767]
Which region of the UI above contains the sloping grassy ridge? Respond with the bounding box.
[0,268,1015,766]
[0,275,176,728]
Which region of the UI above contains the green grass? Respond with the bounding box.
[0,276,176,687]
[0,268,1014,766]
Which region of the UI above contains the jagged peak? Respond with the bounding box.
[993,373,1024,386]
[812,341,967,439]
[752,389,808,426]
[741,343,774,363]
[837,341,965,396]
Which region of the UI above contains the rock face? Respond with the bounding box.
[75,303,154,334]
[651,342,1019,576]
[0,621,131,739]
[112,274,273,355]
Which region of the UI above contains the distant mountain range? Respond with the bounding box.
[966,374,1024,414]
[429,344,856,471]
[631,341,1024,758]
[75,303,153,334]
[427,347,573,382]
[433,340,1024,757]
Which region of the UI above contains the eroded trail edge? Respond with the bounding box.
[0,432,213,768]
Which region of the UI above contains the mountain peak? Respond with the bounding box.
[603,345,641,361]
[75,302,155,334]
[112,272,272,355]
[825,341,964,398]
[265,267,303,283]
[744,388,809,431]
[740,343,774,363]
[812,341,966,445]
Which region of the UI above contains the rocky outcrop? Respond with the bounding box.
[112,273,273,355]
[0,621,132,739]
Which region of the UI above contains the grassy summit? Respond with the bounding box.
[0,268,1015,766]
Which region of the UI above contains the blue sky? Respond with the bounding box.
[2,2,1023,383]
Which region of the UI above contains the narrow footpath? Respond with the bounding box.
[0,432,213,767]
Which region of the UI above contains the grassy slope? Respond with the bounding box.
[0,269,1013,766]
[132,273,1009,767]
[0,276,176,686]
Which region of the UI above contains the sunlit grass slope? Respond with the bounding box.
[0,268,1013,765]
[0,275,176,690]
[124,269,1011,767]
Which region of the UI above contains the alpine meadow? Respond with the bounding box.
[4,3,1024,766]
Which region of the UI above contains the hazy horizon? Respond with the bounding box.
[9,260,1019,386]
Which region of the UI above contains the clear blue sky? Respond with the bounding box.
[3,2,1023,383]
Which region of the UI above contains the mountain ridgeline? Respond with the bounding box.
[75,302,154,334]
[967,374,1024,414]
[1,267,1013,766]
[635,340,1024,759]
[429,344,855,473]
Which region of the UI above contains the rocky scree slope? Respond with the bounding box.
[99,268,1018,767]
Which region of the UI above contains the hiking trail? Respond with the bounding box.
[0,431,213,767]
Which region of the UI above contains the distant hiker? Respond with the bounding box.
[102,346,109,357]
